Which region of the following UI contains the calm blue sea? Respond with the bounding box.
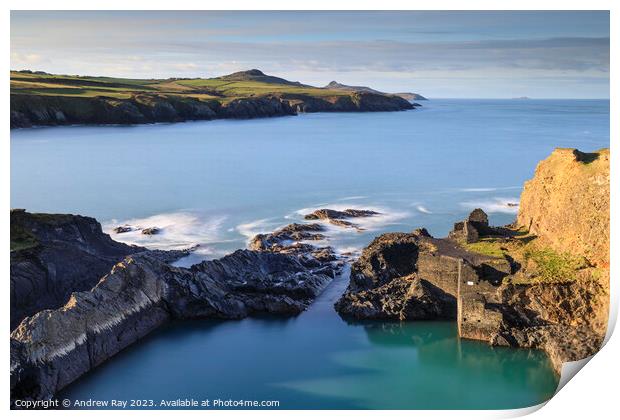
[11,99,610,409]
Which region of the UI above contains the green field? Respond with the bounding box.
[10,69,348,102]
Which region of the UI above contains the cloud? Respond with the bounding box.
[10,52,46,67]
[9,11,609,97]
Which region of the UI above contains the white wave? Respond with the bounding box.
[337,195,368,201]
[416,205,433,214]
[104,211,226,252]
[458,186,521,192]
[459,197,520,214]
[236,218,282,242]
[335,245,363,257]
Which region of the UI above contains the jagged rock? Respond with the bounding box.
[141,227,160,235]
[337,147,609,375]
[303,208,379,230]
[335,273,456,320]
[249,223,325,251]
[304,208,379,220]
[462,280,607,373]
[249,222,343,276]
[113,226,132,233]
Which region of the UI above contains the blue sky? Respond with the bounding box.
[10,11,610,98]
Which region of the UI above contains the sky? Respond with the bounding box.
[10,11,610,98]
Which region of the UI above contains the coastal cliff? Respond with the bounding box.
[517,148,609,269]
[9,209,177,330]
[10,69,415,128]
[336,148,609,373]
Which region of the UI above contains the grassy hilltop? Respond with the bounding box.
[10,69,350,102]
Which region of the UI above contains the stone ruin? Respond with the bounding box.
[449,208,494,243]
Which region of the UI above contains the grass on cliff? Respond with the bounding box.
[461,238,507,258]
[460,227,530,258]
[522,246,587,283]
[10,70,348,102]
[10,225,39,252]
[459,227,588,284]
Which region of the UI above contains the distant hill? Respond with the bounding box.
[220,69,309,87]
[324,81,383,94]
[324,81,427,101]
[393,92,428,101]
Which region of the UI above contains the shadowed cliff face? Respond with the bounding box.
[10,92,414,129]
[9,210,170,330]
[10,94,297,128]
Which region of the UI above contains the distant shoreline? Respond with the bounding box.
[10,69,420,129]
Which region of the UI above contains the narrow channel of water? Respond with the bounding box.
[60,266,558,409]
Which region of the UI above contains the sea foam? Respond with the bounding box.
[104,211,227,253]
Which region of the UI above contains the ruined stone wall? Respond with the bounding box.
[457,260,507,342]
[416,254,460,297]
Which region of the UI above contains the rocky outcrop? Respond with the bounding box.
[394,92,428,101]
[11,249,335,401]
[324,81,427,101]
[11,217,338,402]
[458,279,606,373]
[303,208,380,230]
[9,210,187,330]
[286,92,414,114]
[141,227,160,235]
[248,222,344,272]
[335,228,511,320]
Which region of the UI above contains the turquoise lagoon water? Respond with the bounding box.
[10,99,609,409]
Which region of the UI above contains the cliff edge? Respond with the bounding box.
[517,148,609,269]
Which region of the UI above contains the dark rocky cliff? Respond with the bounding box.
[10,94,296,129]
[10,210,164,330]
[10,90,414,129]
